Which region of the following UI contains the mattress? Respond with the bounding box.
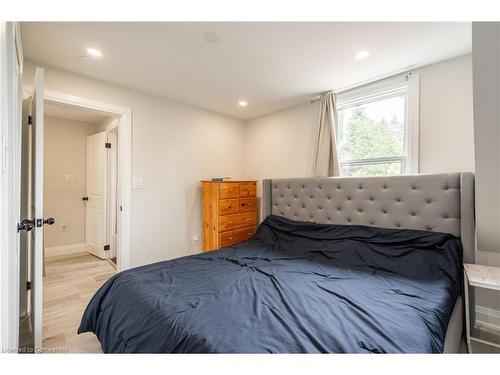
[79,215,463,353]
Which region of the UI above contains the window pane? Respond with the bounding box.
[338,95,405,161]
[341,162,402,177]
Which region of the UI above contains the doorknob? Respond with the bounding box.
[36,217,55,227]
[82,196,89,201]
[43,218,55,225]
[17,219,35,232]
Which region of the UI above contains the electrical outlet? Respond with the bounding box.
[60,224,67,233]
[192,235,199,244]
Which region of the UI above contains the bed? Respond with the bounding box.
[78,173,475,353]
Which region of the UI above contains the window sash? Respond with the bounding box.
[336,73,419,176]
[339,156,406,175]
[338,93,408,160]
[337,85,408,111]
[339,155,405,166]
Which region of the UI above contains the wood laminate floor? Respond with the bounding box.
[42,251,115,353]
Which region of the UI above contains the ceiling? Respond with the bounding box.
[21,22,471,120]
[45,101,114,125]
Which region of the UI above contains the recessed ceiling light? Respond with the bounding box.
[354,50,370,60]
[203,32,220,44]
[238,100,248,107]
[86,48,102,58]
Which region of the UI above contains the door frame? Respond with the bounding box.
[23,87,132,271]
[0,21,23,352]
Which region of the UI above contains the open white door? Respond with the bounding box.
[85,131,109,259]
[27,67,54,350]
[18,69,54,352]
[18,67,54,351]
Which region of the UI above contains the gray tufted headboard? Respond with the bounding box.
[262,173,475,263]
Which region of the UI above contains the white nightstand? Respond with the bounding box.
[463,263,500,353]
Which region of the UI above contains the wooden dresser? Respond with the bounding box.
[201,180,258,251]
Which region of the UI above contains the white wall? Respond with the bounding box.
[244,54,475,182]
[472,23,500,257]
[44,115,100,248]
[418,55,475,173]
[24,60,246,267]
[244,100,319,180]
[471,23,500,318]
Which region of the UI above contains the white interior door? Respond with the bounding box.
[19,99,31,322]
[107,130,118,261]
[85,131,108,259]
[30,67,45,350]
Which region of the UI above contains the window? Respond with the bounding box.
[336,74,419,176]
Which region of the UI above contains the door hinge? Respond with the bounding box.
[28,115,33,125]
[105,142,111,149]
[104,244,110,251]
[26,281,32,290]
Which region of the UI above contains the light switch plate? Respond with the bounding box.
[132,177,144,189]
[64,174,76,183]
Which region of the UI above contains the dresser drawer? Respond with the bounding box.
[219,212,257,232]
[239,182,256,197]
[219,183,240,199]
[220,226,257,248]
[202,180,258,252]
[219,198,239,215]
[239,197,256,212]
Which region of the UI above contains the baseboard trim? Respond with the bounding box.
[476,305,500,332]
[45,243,86,257]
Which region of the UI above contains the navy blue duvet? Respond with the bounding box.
[78,215,462,353]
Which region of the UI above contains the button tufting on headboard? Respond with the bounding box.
[267,174,462,237]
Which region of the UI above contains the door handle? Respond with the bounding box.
[43,218,55,225]
[82,196,89,201]
[17,219,35,232]
[36,217,55,227]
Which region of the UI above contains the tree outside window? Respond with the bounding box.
[337,94,406,176]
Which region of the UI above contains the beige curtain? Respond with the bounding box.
[313,91,340,177]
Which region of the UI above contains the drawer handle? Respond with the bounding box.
[228,205,233,208]
[229,237,233,240]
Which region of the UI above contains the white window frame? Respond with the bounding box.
[336,73,420,175]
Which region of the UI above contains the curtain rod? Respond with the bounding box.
[309,68,413,104]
